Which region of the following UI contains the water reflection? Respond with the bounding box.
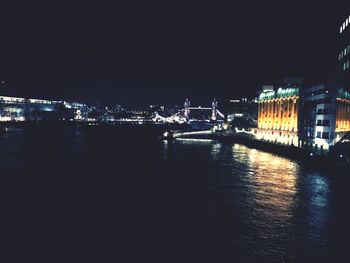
[303,173,330,242]
[229,145,300,258]
[170,142,333,261]
[0,128,25,170]
[176,138,213,144]
[244,144,298,216]
[210,142,222,161]
[0,128,340,262]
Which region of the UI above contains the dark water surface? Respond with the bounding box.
[0,126,349,262]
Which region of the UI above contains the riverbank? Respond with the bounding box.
[211,132,349,168]
[164,129,348,168]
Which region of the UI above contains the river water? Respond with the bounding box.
[0,125,349,262]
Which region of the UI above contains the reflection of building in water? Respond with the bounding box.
[210,142,222,160]
[235,144,298,219]
[253,80,300,146]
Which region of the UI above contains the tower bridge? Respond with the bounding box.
[153,98,225,124]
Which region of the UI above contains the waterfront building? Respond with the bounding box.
[298,83,350,154]
[253,83,300,146]
[227,98,258,129]
[0,96,26,121]
[0,95,90,122]
[291,12,350,154]
[26,99,60,121]
[338,13,350,87]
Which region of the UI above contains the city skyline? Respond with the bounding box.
[1,3,350,262]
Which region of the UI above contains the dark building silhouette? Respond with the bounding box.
[338,13,350,87]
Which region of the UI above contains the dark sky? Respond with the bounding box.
[0,1,347,108]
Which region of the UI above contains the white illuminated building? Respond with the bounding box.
[0,95,89,122]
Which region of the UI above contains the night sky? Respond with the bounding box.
[0,2,347,108]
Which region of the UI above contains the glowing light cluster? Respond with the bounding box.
[255,87,299,146]
[336,98,350,132]
[340,15,350,33]
[0,96,26,104]
[28,99,57,104]
[258,96,298,132]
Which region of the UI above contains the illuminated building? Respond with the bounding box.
[0,96,26,121]
[298,84,350,154]
[338,13,350,87]
[337,13,350,134]
[253,84,300,146]
[227,98,258,128]
[336,89,350,132]
[294,13,350,154]
[0,95,89,122]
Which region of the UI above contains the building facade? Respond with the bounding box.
[227,98,258,129]
[0,95,90,122]
[298,84,350,154]
[254,84,299,146]
[338,14,350,86]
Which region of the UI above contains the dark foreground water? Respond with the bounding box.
[0,125,349,262]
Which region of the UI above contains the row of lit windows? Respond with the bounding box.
[339,46,350,60]
[262,112,294,118]
[340,15,350,33]
[0,96,26,103]
[343,61,349,70]
[258,106,297,114]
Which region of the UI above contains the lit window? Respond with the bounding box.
[347,18,349,27]
[347,61,349,69]
[340,26,343,33]
[344,62,346,70]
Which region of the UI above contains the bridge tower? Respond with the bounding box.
[211,98,218,121]
[184,98,191,120]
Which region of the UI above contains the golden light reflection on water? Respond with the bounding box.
[162,140,332,259]
[233,144,299,221]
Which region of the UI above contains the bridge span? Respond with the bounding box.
[153,98,225,124]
